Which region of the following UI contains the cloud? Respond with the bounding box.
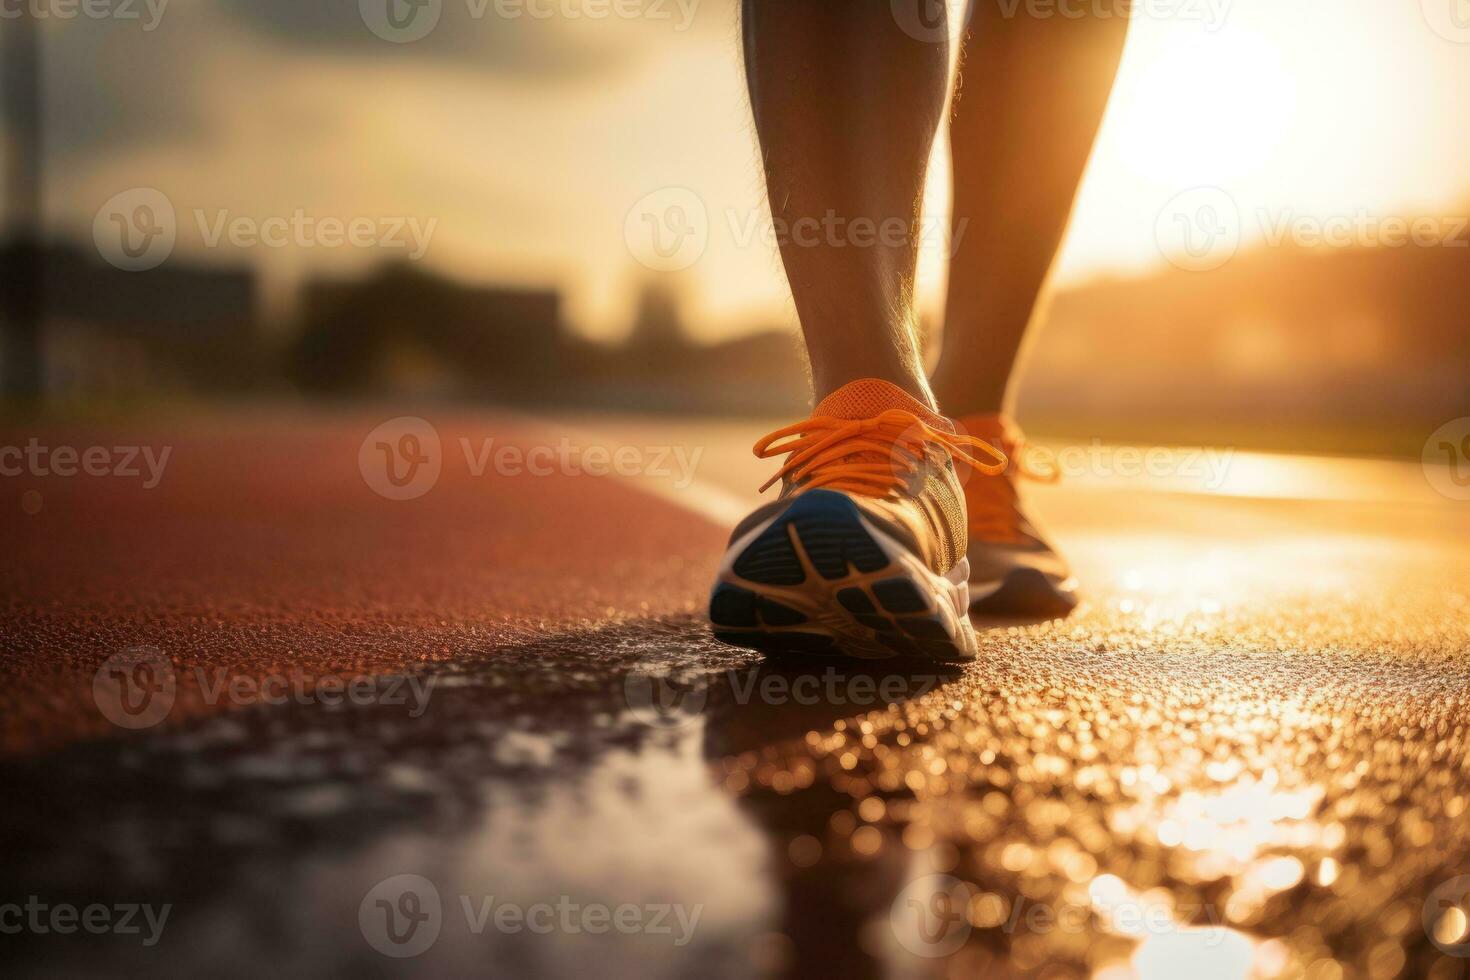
[33,0,650,165]
[215,0,635,78]
[42,15,209,160]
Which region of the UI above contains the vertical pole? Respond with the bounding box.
[2,7,44,404]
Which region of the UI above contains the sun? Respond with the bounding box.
[1104,21,1299,188]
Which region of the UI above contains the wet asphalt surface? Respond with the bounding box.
[3,412,1470,979]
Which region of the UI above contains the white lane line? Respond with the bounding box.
[611,466,753,529]
[520,416,1438,521]
[525,416,754,529]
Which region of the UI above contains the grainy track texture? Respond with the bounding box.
[2,410,1469,980]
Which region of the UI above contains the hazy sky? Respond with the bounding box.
[16,0,1470,340]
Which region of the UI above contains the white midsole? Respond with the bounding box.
[714,507,977,660]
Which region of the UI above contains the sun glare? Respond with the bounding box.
[1105,26,1298,188]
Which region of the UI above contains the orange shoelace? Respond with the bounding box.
[964,436,1058,543]
[753,409,1008,498]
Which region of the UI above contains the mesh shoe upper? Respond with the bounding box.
[735,380,1005,577]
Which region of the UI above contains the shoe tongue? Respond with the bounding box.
[813,379,952,431]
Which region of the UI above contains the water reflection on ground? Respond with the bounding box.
[6,457,1470,979]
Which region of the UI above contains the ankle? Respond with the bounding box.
[928,366,1008,419]
[813,366,936,413]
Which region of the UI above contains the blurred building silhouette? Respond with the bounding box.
[560,279,807,414]
[292,267,808,413]
[292,263,563,399]
[8,228,1468,455]
[1018,240,1470,451]
[1,241,259,401]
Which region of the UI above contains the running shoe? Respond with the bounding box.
[953,413,1078,617]
[709,379,1006,661]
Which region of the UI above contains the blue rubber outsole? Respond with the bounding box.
[711,491,973,661]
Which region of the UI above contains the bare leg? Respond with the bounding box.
[742,0,950,406]
[929,2,1130,416]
